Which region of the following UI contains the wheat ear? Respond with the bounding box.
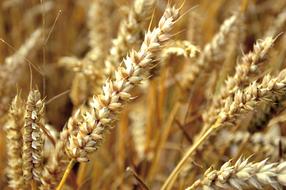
[201,37,275,134]
[54,5,181,190]
[87,0,113,61]
[4,95,27,189]
[187,157,286,190]
[65,4,180,162]
[23,90,45,186]
[181,13,240,91]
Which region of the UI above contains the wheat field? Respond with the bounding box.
[1,0,286,189]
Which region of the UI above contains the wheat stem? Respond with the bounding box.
[161,119,221,190]
[56,159,76,190]
[31,180,37,190]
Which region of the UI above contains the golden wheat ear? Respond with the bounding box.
[53,4,182,190]
[22,90,45,188]
[65,4,181,164]
[5,94,27,189]
[201,36,275,134]
[187,157,286,190]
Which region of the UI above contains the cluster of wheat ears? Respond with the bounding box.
[1,0,286,189]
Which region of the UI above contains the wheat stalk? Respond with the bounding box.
[186,157,286,190]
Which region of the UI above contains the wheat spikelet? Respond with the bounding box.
[40,112,75,190]
[195,70,286,152]
[64,5,180,162]
[200,69,286,147]
[187,157,286,190]
[249,128,286,160]
[23,90,45,183]
[4,95,27,189]
[85,0,113,68]
[4,29,43,67]
[41,107,98,189]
